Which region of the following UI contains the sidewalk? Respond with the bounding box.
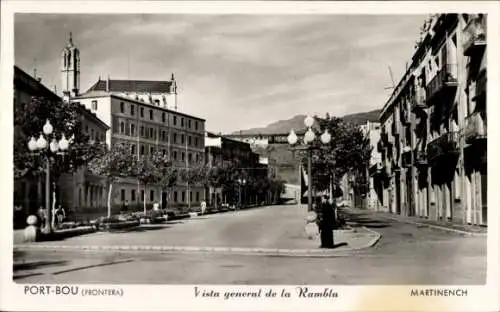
[343,207,487,236]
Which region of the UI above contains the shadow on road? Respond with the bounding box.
[13,260,68,271]
[340,209,392,229]
[108,225,172,233]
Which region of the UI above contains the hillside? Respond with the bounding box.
[233,109,381,135]
[235,109,381,184]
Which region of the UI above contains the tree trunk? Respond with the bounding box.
[107,183,113,218]
[143,184,147,214]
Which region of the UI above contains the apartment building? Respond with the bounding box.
[374,14,487,226]
[60,33,206,211]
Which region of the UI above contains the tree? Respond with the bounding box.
[153,154,178,210]
[14,96,105,180]
[180,164,205,211]
[132,153,162,213]
[87,144,135,217]
[301,114,372,197]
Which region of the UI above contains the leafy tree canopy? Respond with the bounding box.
[301,114,372,192]
[14,95,106,179]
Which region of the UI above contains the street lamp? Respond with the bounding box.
[237,178,246,209]
[27,119,71,234]
[287,115,331,213]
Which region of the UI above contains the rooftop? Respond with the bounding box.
[84,79,173,94]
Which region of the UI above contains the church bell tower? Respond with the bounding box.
[61,32,80,100]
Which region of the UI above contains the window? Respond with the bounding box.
[131,145,135,154]
[140,126,144,137]
[140,107,144,118]
[131,124,135,136]
[181,118,184,127]
[188,120,191,129]
[188,153,192,163]
[196,192,199,202]
[149,128,153,138]
[174,133,177,143]
[86,125,89,133]
[149,109,153,120]
[121,189,126,201]
[120,122,125,133]
[174,191,178,202]
[140,145,145,155]
[120,102,125,113]
[188,136,192,146]
[195,121,198,130]
[130,105,135,116]
[173,151,177,160]
[173,116,177,126]
[91,100,98,110]
[150,146,154,154]
[182,191,185,202]
[150,190,154,201]
[162,112,166,122]
[195,137,198,147]
[161,131,165,141]
[141,190,145,201]
[91,129,94,140]
[190,191,193,202]
[162,149,166,156]
[181,152,185,161]
[131,190,136,202]
[181,134,185,144]
[154,99,160,106]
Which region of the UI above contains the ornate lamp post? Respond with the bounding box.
[287,115,331,212]
[27,119,71,234]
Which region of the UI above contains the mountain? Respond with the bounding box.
[233,109,381,135]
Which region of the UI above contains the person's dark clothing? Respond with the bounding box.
[319,202,336,248]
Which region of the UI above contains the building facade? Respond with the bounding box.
[13,65,108,226]
[61,34,206,211]
[374,14,487,226]
[205,132,268,206]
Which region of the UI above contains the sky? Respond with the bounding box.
[14,14,426,133]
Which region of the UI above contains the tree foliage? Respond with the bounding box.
[301,114,372,193]
[14,95,105,179]
[87,144,135,182]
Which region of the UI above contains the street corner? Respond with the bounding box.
[332,226,382,251]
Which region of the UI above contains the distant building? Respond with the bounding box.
[13,65,108,226]
[62,33,206,211]
[205,132,268,206]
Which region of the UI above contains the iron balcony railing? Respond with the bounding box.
[463,15,486,57]
[463,112,487,143]
[427,131,459,162]
[426,64,458,103]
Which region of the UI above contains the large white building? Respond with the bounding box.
[60,33,206,212]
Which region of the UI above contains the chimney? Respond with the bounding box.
[106,75,110,92]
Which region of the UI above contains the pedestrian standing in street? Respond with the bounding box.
[200,201,207,215]
[37,206,46,229]
[319,195,335,248]
[54,205,66,229]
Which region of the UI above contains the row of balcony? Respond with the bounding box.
[463,15,486,57]
[375,116,485,173]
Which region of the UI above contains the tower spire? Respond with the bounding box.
[69,32,73,45]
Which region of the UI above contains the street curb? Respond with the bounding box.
[13,236,378,258]
[353,226,382,250]
[381,215,487,237]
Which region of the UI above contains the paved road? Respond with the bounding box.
[13,205,486,284]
